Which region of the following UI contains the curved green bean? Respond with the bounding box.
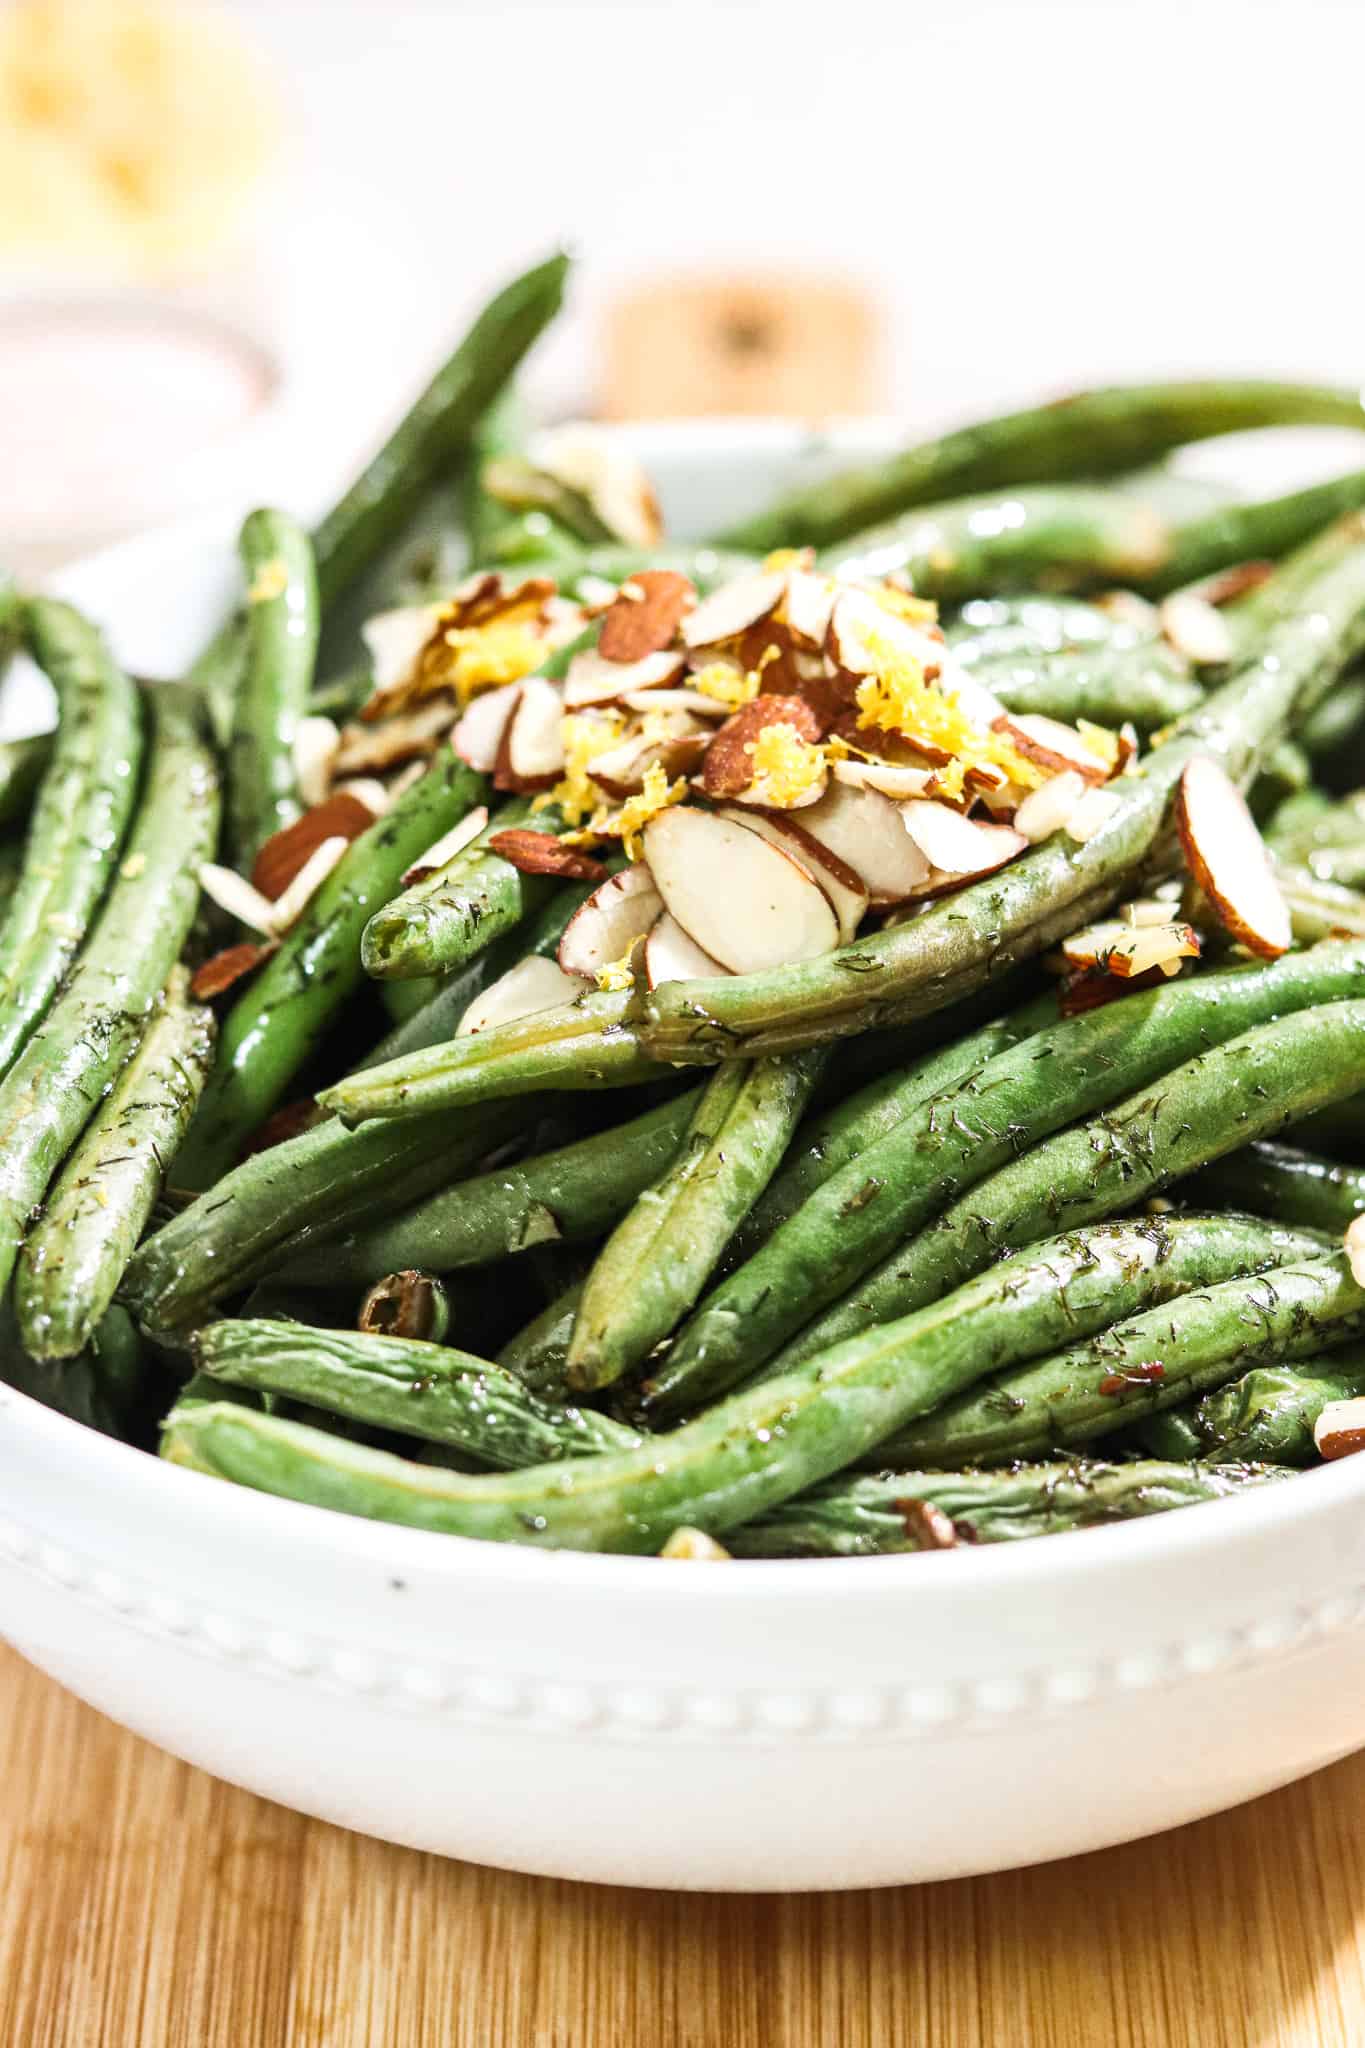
[1159,1342,1365,1466]
[359,792,562,982]
[227,508,319,867]
[1180,1140,1365,1235]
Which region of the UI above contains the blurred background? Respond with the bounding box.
[2,0,1362,571]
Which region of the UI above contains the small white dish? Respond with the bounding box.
[3,424,1364,1891]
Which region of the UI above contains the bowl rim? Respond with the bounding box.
[13,426,1365,1598]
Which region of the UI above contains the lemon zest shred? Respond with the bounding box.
[694,660,758,709]
[744,723,826,808]
[853,621,1045,792]
[761,548,810,573]
[870,583,939,628]
[539,709,625,824]
[247,557,289,605]
[613,763,688,860]
[594,946,639,993]
[1076,719,1121,773]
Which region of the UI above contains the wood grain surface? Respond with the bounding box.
[2,1642,1361,2048]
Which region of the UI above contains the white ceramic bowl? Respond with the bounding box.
[4,425,1365,1891]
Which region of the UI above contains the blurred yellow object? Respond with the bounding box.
[0,0,277,277]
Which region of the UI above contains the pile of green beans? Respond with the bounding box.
[9,297,1365,1563]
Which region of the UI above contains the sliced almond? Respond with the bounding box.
[1159,591,1236,667]
[197,862,276,934]
[797,778,931,902]
[900,802,1027,877]
[525,424,663,549]
[659,1526,731,1560]
[1013,769,1090,844]
[1346,1215,1365,1288]
[783,570,838,648]
[597,570,696,663]
[558,863,664,978]
[829,756,938,802]
[267,836,349,934]
[643,912,729,988]
[826,588,943,680]
[360,602,442,698]
[458,955,585,1037]
[588,726,709,801]
[619,687,731,720]
[1185,560,1274,609]
[1314,1393,1365,1461]
[1059,918,1200,978]
[453,683,520,772]
[641,807,839,973]
[991,713,1112,784]
[1119,896,1183,929]
[294,715,341,807]
[496,675,567,792]
[487,829,608,882]
[563,647,687,709]
[401,806,489,886]
[334,697,457,776]
[700,694,823,801]
[681,570,788,650]
[1176,755,1291,960]
[333,778,392,816]
[251,793,376,901]
[1064,785,1125,843]
[719,806,869,945]
[189,939,279,1000]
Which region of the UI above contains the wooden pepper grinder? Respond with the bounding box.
[600,274,882,419]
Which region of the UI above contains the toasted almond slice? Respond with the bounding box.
[251,793,376,901]
[830,756,938,802]
[941,663,1007,731]
[1119,896,1182,929]
[294,715,341,807]
[197,862,276,934]
[453,683,520,772]
[1012,769,1090,844]
[991,712,1112,784]
[597,570,696,663]
[401,806,489,886]
[719,806,869,945]
[1176,755,1291,960]
[487,829,608,882]
[826,588,943,679]
[700,695,823,801]
[1059,918,1200,978]
[360,602,442,697]
[558,863,664,978]
[588,727,710,802]
[1185,560,1275,609]
[563,647,687,709]
[783,570,839,648]
[189,939,279,1000]
[1064,785,1125,843]
[334,698,457,776]
[793,778,930,903]
[643,912,728,988]
[266,836,349,934]
[458,955,585,1038]
[497,675,567,791]
[900,802,1027,877]
[1314,1393,1365,1461]
[1159,591,1235,667]
[526,424,663,549]
[619,687,730,720]
[681,570,788,650]
[641,807,839,973]
[1348,1216,1365,1287]
[333,777,392,816]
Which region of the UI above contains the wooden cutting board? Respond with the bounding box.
[3,1641,1363,2046]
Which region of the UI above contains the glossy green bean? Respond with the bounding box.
[227,508,319,866]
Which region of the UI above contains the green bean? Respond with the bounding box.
[1265,787,1335,854]
[226,508,319,866]
[983,643,1205,734]
[1181,1140,1365,1235]
[175,747,485,1189]
[1162,1342,1365,1466]
[496,1278,583,1397]
[160,1216,1314,1553]
[278,1087,701,1288]
[359,787,566,982]
[1144,469,1365,595]
[478,455,616,545]
[1301,677,1365,763]
[321,988,657,1126]
[824,486,1174,597]
[949,594,1146,666]
[0,731,53,828]
[124,1096,531,1335]
[0,837,23,911]
[462,389,531,567]
[1275,865,1365,943]
[0,685,219,1302]
[774,995,1365,1372]
[651,952,1365,1415]
[727,1458,1290,1557]
[0,1300,145,1439]
[308,666,375,722]
[716,380,1365,551]
[641,515,1365,1064]
[196,1318,640,1466]
[568,1051,825,1392]
[0,600,143,1080]
[355,865,615,1073]
[882,1246,1362,1467]
[728,992,1055,1266]
[15,965,215,1360]
[310,252,569,608]
[357,1269,453,1343]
